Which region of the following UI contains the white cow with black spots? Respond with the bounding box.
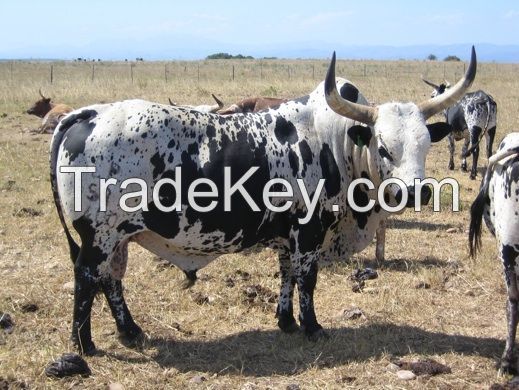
[469,132,519,374]
[422,78,497,179]
[50,48,476,355]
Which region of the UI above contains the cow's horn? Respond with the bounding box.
[421,77,439,89]
[168,98,177,106]
[211,94,224,108]
[39,88,46,99]
[324,52,378,125]
[418,46,477,119]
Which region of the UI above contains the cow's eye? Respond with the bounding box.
[378,146,393,162]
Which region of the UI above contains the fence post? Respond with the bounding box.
[260,62,263,80]
[91,63,95,82]
[130,64,134,84]
[164,63,168,83]
[50,64,53,84]
[232,65,235,81]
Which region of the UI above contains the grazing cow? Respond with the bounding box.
[422,78,497,179]
[469,132,519,374]
[50,47,475,354]
[26,89,74,134]
[217,97,288,115]
[168,93,224,113]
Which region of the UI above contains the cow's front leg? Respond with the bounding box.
[276,249,298,333]
[100,277,143,347]
[294,256,326,340]
[375,219,386,263]
[448,133,455,170]
[501,265,519,375]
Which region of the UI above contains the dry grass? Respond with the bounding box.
[0,58,517,389]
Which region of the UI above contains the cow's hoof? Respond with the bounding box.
[118,325,145,348]
[448,163,454,170]
[470,174,477,180]
[278,319,300,334]
[499,359,518,376]
[461,165,468,172]
[72,339,96,356]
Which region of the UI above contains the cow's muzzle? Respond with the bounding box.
[396,185,432,208]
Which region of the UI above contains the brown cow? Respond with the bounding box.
[26,89,73,134]
[217,97,288,115]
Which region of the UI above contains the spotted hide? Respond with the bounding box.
[50,48,476,354]
[469,132,519,374]
[422,78,497,179]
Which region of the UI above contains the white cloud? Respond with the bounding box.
[427,13,464,26]
[286,11,354,27]
[504,10,519,19]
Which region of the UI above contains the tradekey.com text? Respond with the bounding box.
[60,166,459,225]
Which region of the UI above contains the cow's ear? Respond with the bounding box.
[427,122,453,143]
[347,125,372,148]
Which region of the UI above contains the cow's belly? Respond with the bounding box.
[132,231,219,272]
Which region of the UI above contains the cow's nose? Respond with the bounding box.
[406,185,432,207]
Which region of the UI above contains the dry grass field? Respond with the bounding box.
[0,57,518,389]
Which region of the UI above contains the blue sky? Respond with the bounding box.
[1,1,518,59]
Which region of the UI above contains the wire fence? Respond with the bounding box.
[0,59,511,88]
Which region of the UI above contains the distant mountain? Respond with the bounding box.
[247,43,519,62]
[1,42,518,63]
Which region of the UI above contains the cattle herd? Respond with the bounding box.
[25,46,519,375]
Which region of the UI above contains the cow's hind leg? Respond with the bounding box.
[100,277,143,347]
[486,126,497,159]
[448,133,455,170]
[501,246,519,374]
[461,135,469,172]
[276,250,298,333]
[71,246,102,355]
[469,126,482,180]
[295,255,326,340]
[100,240,143,346]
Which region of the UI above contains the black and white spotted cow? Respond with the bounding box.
[50,48,476,355]
[469,132,519,374]
[422,78,497,179]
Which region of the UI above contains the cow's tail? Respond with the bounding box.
[469,146,519,257]
[462,99,493,158]
[49,115,80,264]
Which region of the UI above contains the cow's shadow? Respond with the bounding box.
[113,323,502,376]
[387,219,460,232]
[326,256,451,273]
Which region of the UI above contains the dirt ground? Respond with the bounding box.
[0,58,517,389]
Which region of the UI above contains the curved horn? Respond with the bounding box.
[418,46,477,119]
[168,98,177,106]
[324,52,378,125]
[211,94,224,108]
[421,76,439,89]
[39,88,46,99]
